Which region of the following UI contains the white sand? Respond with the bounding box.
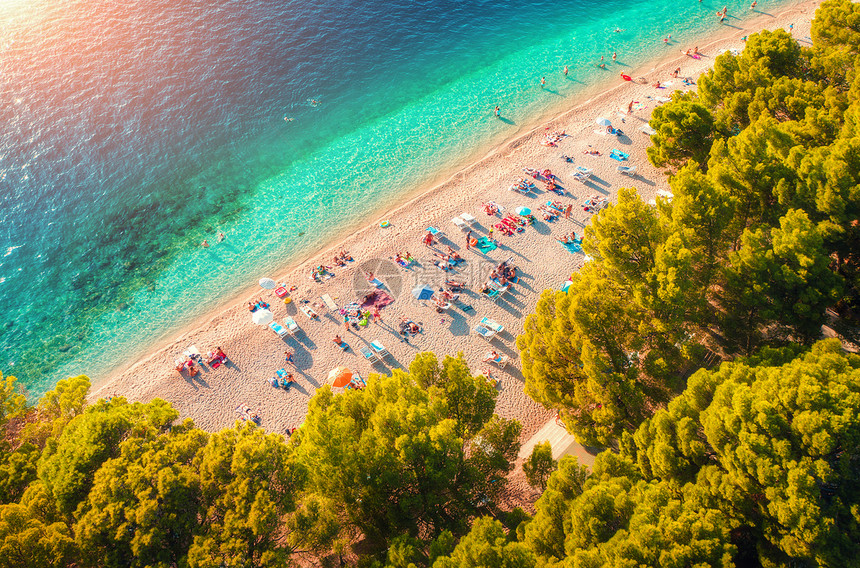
[92,1,821,483]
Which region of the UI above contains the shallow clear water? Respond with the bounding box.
[0,0,798,395]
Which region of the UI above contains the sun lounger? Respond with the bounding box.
[473,324,497,341]
[452,216,468,230]
[360,346,380,363]
[284,316,299,334]
[617,165,637,176]
[461,212,477,225]
[321,294,337,311]
[639,125,657,135]
[300,305,319,320]
[427,226,444,238]
[573,171,591,182]
[268,321,288,337]
[482,352,509,368]
[480,317,504,334]
[371,340,390,358]
[576,166,592,175]
[482,288,501,302]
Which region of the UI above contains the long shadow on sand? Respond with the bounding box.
[530,222,551,236]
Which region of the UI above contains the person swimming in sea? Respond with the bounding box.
[284,116,295,122]
[563,65,568,76]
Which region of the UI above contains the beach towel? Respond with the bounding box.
[476,237,498,254]
[560,240,583,253]
[361,290,394,309]
[211,359,222,369]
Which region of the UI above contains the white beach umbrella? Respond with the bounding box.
[259,277,277,289]
[252,309,274,325]
[595,117,612,126]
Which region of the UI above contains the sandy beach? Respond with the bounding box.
[91,0,820,473]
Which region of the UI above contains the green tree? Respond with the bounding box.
[0,372,26,426]
[433,517,536,568]
[189,423,308,568]
[647,96,716,170]
[74,419,208,568]
[720,209,843,351]
[522,456,589,562]
[297,358,519,547]
[37,397,178,517]
[522,442,556,491]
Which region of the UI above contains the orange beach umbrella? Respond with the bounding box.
[327,366,353,388]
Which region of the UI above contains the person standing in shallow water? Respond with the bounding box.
[494,105,500,118]
[540,77,546,88]
[563,65,568,76]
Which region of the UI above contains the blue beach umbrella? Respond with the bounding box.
[515,206,531,216]
[412,284,435,300]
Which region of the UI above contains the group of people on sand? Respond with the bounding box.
[176,346,228,377]
[399,318,422,337]
[248,298,270,312]
[434,246,464,271]
[394,251,416,267]
[558,232,580,244]
[236,405,261,424]
[480,260,517,293]
[332,249,353,267]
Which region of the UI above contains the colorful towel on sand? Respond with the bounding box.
[476,237,498,254]
[361,290,394,309]
[559,240,583,253]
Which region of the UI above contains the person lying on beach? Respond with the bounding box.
[582,149,601,155]
[338,250,353,261]
[445,279,466,290]
[333,334,344,346]
[334,256,346,267]
[400,319,421,335]
[441,290,460,302]
[482,351,503,364]
[248,302,257,312]
[446,247,462,261]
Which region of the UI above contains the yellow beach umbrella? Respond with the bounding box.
[327,366,353,388]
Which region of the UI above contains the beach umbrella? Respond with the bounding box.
[561,280,572,293]
[412,284,435,301]
[595,117,611,126]
[252,309,273,325]
[259,277,276,289]
[327,366,353,388]
[515,206,531,216]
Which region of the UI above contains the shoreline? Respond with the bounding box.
[91,0,821,446]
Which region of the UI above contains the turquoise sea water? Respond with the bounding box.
[0,0,800,395]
